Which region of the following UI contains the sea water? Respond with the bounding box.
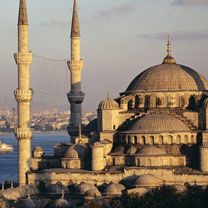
[0,133,70,183]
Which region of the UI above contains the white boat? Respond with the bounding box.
[0,141,13,152]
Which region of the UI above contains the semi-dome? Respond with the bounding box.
[84,189,102,198]
[137,145,167,156]
[77,182,97,195]
[64,144,88,159]
[98,96,119,110]
[126,114,190,133]
[135,174,164,187]
[124,64,208,94]
[104,183,125,196]
[47,182,68,195]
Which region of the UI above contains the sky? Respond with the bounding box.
[0,0,208,111]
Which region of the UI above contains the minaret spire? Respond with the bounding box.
[71,0,80,38]
[67,0,85,139]
[14,0,33,186]
[18,0,28,25]
[163,34,176,64]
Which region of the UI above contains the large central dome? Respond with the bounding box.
[124,64,208,94]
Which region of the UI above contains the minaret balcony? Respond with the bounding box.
[68,60,84,71]
[14,127,32,140]
[14,52,32,65]
[14,89,33,103]
[67,91,85,104]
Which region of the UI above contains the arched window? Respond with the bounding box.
[168,135,173,144]
[128,100,133,110]
[150,136,154,145]
[176,135,181,144]
[128,136,131,144]
[184,135,189,144]
[158,135,163,144]
[134,136,137,144]
[137,159,140,167]
[191,135,195,143]
[146,159,151,166]
[142,136,146,145]
[135,95,140,109]
[145,95,150,110]
[156,97,162,107]
[113,125,116,130]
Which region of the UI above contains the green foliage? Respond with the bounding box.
[110,199,123,208]
[138,185,179,208]
[84,200,102,208]
[121,193,139,208]
[82,185,208,208]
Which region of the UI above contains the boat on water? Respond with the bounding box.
[0,141,13,152]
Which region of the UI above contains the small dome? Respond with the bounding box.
[128,187,149,196]
[127,146,138,155]
[64,144,88,159]
[64,147,79,159]
[104,183,125,196]
[33,146,43,152]
[1,185,38,201]
[98,96,119,110]
[84,189,101,198]
[78,182,97,195]
[17,196,36,208]
[126,114,190,134]
[135,174,164,187]
[137,145,167,156]
[47,183,67,195]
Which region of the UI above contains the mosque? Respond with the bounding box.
[1,0,208,207]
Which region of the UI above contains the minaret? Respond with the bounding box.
[14,0,33,186]
[67,0,84,137]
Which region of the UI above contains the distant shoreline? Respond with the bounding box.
[0,131,68,136]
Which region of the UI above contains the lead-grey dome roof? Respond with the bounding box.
[125,114,190,134]
[124,64,208,94]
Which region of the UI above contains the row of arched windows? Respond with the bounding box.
[136,157,185,167]
[127,94,197,110]
[125,134,196,145]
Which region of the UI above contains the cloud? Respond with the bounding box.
[138,29,208,40]
[172,0,208,6]
[96,2,136,20]
[41,18,68,28]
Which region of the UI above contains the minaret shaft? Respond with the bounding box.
[67,0,84,136]
[14,0,33,186]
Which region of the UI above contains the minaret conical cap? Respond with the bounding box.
[71,0,80,37]
[18,0,28,25]
[163,34,176,64]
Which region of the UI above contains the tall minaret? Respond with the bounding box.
[67,0,84,137]
[14,0,33,186]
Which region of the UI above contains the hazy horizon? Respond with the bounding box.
[0,0,208,112]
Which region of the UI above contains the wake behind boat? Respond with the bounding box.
[0,141,13,153]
